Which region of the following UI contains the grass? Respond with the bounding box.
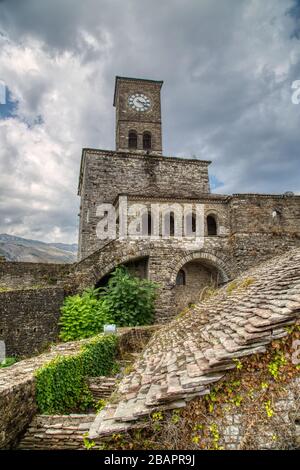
[0,357,18,368]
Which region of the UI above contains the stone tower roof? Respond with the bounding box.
[89,247,300,438]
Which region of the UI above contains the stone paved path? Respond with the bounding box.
[89,248,300,438]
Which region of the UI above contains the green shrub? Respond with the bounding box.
[35,334,118,414]
[59,288,109,341]
[59,267,158,341]
[100,267,158,327]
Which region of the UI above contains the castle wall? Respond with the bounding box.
[230,194,300,234]
[174,261,218,314]
[229,195,300,273]
[0,287,64,357]
[78,150,211,259]
[0,262,69,290]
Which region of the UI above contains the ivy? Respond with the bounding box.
[268,351,286,380]
[35,334,118,414]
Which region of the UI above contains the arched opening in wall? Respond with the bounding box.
[143,132,152,150]
[174,259,221,315]
[128,130,138,149]
[142,211,152,236]
[185,212,197,236]
[95,272,111,290]
[164,212,175,237]
[207,214,217,236]
[94,257,150,290]
[176,269,186,286]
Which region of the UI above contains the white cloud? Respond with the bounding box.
[0,0,299,242]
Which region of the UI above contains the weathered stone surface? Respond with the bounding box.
[89,249,300,438]
[18,414,95,450]
[0,325,157,449]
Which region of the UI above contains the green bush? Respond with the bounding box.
[35,334,118,414]
[59,267,157,341]
[100,266,157,327]
[59,288,109,342]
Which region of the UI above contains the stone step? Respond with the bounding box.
[87,376,117,401]
[18,414,95,450]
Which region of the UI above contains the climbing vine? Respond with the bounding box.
[35,334,118,414]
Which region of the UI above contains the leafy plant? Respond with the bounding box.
[95,398,107,413]
[268,351,286,380]
[59,267,158,341]
[264,400,274,418]
[59,288,109,341]
[83,433,96,450]
[0,357,18,368]
[99,267,158,327]
[35,334,118,414]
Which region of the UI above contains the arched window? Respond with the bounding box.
[143,132,152,150]
[142,211,152,236]
[163,211,175,237]
[207,215,217,236]
[176,269,186,286]
[185,212,197,236]
[128,130,137,149]
[147,212,152,236]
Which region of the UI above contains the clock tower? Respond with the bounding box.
[113,76,163,155]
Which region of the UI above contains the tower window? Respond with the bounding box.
[128,130,137,149]
[185,212,197,235]
[142,211,152,236]
[176,269,186,286]
[143,132,152,150]
[163,211,175,237]
[207,215,217,236]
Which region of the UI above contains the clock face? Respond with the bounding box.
[128,93,151,112]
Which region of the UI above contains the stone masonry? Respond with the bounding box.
[76,76,300,323]
[88,248,300,438]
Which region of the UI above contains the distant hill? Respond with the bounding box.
[0,234,78,264]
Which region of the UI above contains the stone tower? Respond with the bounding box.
[113,76,163,155]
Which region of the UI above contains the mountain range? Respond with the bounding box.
[0,234,78,263]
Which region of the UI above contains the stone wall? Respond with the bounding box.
[77,150,211,259]
[0,326,157,449]
[0,287,65,357]
[0,337,91,449]
[18,414,95,450]
[0,261,69,290]
[174,261,218,314]
[230,194,300,234]
[208,377,300,450]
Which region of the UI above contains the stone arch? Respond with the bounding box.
[169,250,232,285]
[93,254,150,285]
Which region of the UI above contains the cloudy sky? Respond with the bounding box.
[0,0,299,244]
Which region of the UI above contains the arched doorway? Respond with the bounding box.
[94,256,149,290]
[173,255,228,314]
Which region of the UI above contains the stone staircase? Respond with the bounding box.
[18,414,95,450]
[87,377,117,401]
[18,353,144,449]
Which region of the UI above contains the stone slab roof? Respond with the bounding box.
[89,248,300,438]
